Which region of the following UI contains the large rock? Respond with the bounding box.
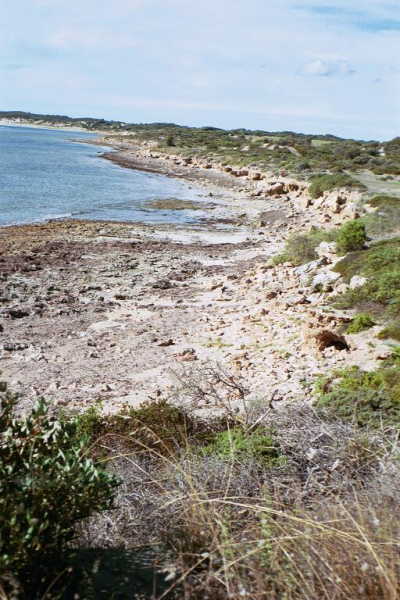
[342,202,360,219]
[311,270,341,291]
[315,241,337,260]
[266,182,285,196]
[294,258,326,283]
[350,275,367,289]
[324,193,347,214]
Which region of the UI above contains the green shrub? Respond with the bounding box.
[75,398,211,457]
[316,351,400,427]
[309,174,366,199]
[201,426,284,466]
[346,313,375,333]
[333,238,400,317]
[336,220,367,254]
[274,227,337,266]
[377,320,400,341]
[0,392,118,586]
[361,195,400,239]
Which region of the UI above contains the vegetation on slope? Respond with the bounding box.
[309,173,366,198]
[4,382,400,599]
[316,348,400,428]
[333,237,400,317]
[2,110,400,178]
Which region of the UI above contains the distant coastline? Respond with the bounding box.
[0,119,97,134]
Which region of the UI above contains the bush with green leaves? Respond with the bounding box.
[378,320,400,341]
[336,220,367,254]
[309,174,366,199]
[201,426,284,466]
[0,392,119,587]
[333,238,400,317]
[273,227,337,266]
[315,350,400,428]
[346,313,375,334]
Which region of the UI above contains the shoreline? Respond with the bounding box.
[0,120,104,134]
[1,128,249,232]
[1,126,378,419]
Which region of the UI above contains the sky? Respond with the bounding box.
[1,0,399,140]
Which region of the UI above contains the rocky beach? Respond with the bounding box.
[2,118,400,600]
[1,141,386,417]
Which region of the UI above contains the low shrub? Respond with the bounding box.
[362,195,400,239]
[346,313,375,333]
[0,392,119,596]
[378,320,400,341]
[333,238,400,317]
[201,425,284,466]
[74,398,199,456]
[315,351,400,427]
[336,219,367,254]
[273,227,337,265]
[309,174,366,199]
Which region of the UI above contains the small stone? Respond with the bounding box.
[158,339,175,347]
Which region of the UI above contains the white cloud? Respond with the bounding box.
[303,59,356,77]
[1,0,399,139]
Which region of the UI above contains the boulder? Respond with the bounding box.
[314,330,349,352]
[294,258,326,283]
[315,241,337,260]
[311,270,341,291]
[342,202,360,219]
[266,183,285,196]
[349,275,367,289]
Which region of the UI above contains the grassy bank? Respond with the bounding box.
[2,373,400,599]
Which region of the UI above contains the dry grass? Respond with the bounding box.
[78,402,400,600]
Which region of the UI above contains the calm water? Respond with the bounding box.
[0,125,210,226]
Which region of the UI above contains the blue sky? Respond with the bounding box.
[1,0,399,139]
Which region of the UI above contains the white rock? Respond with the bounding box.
[334,283,350,295]
[350,275,367,289]
[342,202,360,219]
[311,270,341,291]
[294,258,326,283]
[324,193,347,214]
[315,241,337,259]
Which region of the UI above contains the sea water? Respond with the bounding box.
[0,125,210,227]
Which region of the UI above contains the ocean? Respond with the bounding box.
[0,125,210,227]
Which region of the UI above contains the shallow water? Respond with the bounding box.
[0,126,210,226]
